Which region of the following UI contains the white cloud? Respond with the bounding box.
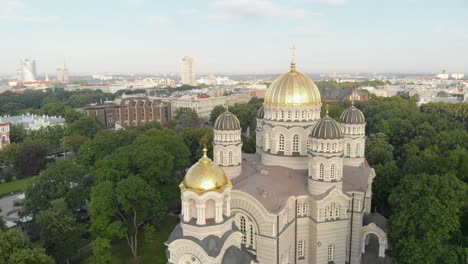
[210,0,305,19]
[0,0,60,23]
[309,0,347,6]
[146,15,172,25]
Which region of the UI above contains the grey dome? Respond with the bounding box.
[340,105,365,124]
[257,106,265,119]
[311,116,343,139]
[214,110,241,130]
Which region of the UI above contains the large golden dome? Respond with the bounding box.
[183,148,229,192]
[265,63,321,107]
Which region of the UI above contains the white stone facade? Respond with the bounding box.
[166,67,386,263]
[213,128,242,179]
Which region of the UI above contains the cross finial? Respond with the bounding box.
[289,45,296,71]
[326,104,329,115]
[290,45,296,64]
[202,146,208,157]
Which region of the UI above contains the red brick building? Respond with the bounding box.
[85,98,171,129]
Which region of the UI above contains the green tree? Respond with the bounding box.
[0,142,21,166]
[64,108,84,124]
[89,237,113,264]
[66,116,101,139]
[77,130,139,167]
[9,124,27,143]
[90,177,166,258]
[174,107,199,128]
[365,133,394,166]
[37,199,84,263]
[14,140,50,177]
[181,128,214,163]
[209,105,226,124]
[0,229,54,264]
[92,130,189,202]
[24,159,89,216]
[0,216,6,231]
[388,173,467,263]
[41,102,66,116]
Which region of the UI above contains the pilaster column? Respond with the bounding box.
[196,203,206,225]
[215,201,223,223]
[225,196,231,216]
[378,243,386,258]
[182,200,190,222]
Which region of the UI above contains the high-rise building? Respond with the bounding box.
[56,62,69,82]
[180,56,195,85]
[19,58,37,82]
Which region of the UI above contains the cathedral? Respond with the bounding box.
[165,58,388,264]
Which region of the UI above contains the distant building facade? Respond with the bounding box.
[0,123,10,150]
[0,114,65,130]
[319,88,369,103]
[181,56,195,85]
[84,98,171,128]
[155,96,226,120]
[56,63,69,82]
[19,59,37,82]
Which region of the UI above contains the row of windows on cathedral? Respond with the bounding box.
[264,133,362,156]
[216,133,241,141]
[264,109,318,121]
[219,151,234,166]
[295,240,335,261]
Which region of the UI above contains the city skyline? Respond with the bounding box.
[0,0,467,75]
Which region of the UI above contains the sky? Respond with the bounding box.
[0,0,467,75]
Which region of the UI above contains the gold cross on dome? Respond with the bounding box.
[290,45,296,63]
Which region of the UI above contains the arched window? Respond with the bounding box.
[335,204,340,218]
[265,132,270,149]
[295,111,298,119]
[331,143,335,151]
[240,216,246,243]
[356,143,360,156]
[280,111,284,119]
[292,134,299,152]
[297,240,304,257]
[326,143,330,152]
[228,151,233,165]
[346,143,351,156]
[307,140,311,151]
[302,202,307,216]
[327,244,335,261]
[320,143,324,151]
[287,111,291,119]
[278,134,285,151]
[301,111,305,119]
[330,164,336,180]
[219,151,224,165]
[319,163,324,179]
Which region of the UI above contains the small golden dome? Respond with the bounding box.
[183,148,229,192]
[264,63,321,107]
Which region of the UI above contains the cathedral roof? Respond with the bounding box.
[340,105,365,124]
[214,110,241,131]
[232,154,373,213]
[264,62,321,107]
[182,148,230,193]
[311,115,343,139]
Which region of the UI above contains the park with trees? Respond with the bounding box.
[0,88,466,263]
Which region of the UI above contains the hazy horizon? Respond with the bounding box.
[1,0,467,75]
